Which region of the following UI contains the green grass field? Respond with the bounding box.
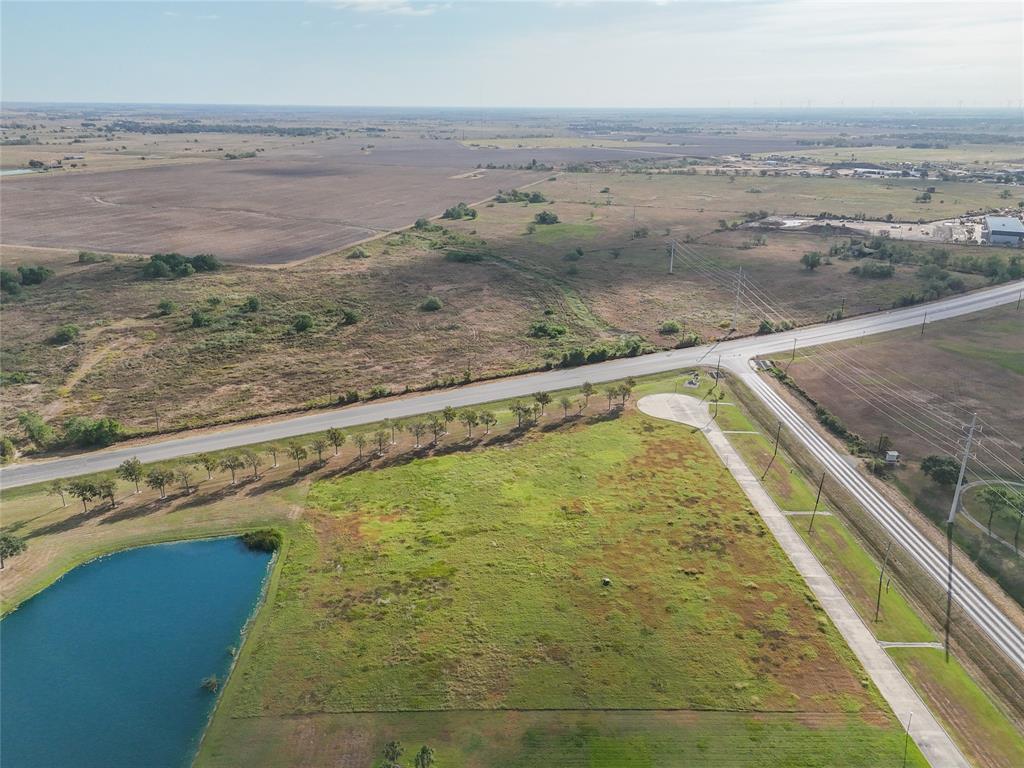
[890,647,1024,768]
[795,516,934,644]
[198,410,919,766]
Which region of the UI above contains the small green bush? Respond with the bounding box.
[659,320,681,335]
[293,313,314,332]
[534,210,559,225]
[420,296,443,312]
[241,528,283,552]
[157,299,177,315]
[51,324,80,344]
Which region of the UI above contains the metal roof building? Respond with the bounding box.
[983,215,1024,246]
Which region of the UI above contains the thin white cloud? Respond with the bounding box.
[195,14,220,21]
[330,1,446,17]
[162,10,178,17]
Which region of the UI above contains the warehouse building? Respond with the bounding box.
[983,215,1024,246]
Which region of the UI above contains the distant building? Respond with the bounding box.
[983,216,1024,246]
[885,451,900,465]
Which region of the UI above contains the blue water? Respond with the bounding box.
[1,538,272,768]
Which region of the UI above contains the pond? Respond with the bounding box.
[1,537,273,768]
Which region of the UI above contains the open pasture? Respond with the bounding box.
[198,410,918,766]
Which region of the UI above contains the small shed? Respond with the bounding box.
[885,450,900,465]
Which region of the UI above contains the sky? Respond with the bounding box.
[2,0,1022,108]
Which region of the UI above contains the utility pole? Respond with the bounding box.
[920,309,928,336]
[762,421,782,479]
[808,471,826,532]
[1017,289,1022,312]
[902,712,913,768]
[874,540,893,622]
[785,337,797,373]
[840,296,846,316]
[732,266,743,330]
[669,240,675,275]
[944,412,978,662]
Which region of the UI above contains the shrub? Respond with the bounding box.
[17,411,53,449]
[675,331,702,349]
[420,296,443,312]
[0,436,15,464]
[51,324,80,344]
[17,265,54,286]
[191,309,211,328]
[142,252,220,279]
[346,247,369,260]
[78,251,111,264]
[414,217,431,230]
[850,260,894,278]
[631,226,649,239]
[534,210,559,225]
[157,299,177,315]
[242,295,261,312]
[339,308,360,325]
[241,528,283,552]
[62,416,125,448]
[659,320,681,335]
[527,320,566,339]
[442,202,477,220]
[293,313,314,332]
[1,270,22,295]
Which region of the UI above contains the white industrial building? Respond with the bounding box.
[982,215,1024,246]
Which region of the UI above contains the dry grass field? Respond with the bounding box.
[2,165,1010,444]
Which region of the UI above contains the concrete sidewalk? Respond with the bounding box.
[637,393,968,768]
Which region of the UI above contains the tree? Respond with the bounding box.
[580,381,595,407]
[354,433,368,457]
[383,741,404,766]
[266,443,280,468]
[619,381,634,405]
[800,251,823,271]
[383,418,399,445]
[220,454,245,484]
[0,532,27,569]
[414,745,435,768]
[980,487,1009,533]
[479,410,497,435]
[287,443,308,470]
[559,396,574,418]
[96,477,117,508]
[533,391,552,416]
[68,479,98,513]
[311,438,329,464]
[112,458,143,494]
[441,406,457,432]
[242,450,263,479]
[194,453,218,480]
[48,479,68,507]
[176,466,195,494]
[921,455,960,486]
[605,386,617,410]
[511,401,528,428]
[534,210,559,225]
[411,421,427,448]
[145,468,173,499]
[459,409,479,437]
[427,414,445,444]
[374,430,388,456]
[326,427,346,455]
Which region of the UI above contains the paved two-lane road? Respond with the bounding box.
[3,280,1021,490]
